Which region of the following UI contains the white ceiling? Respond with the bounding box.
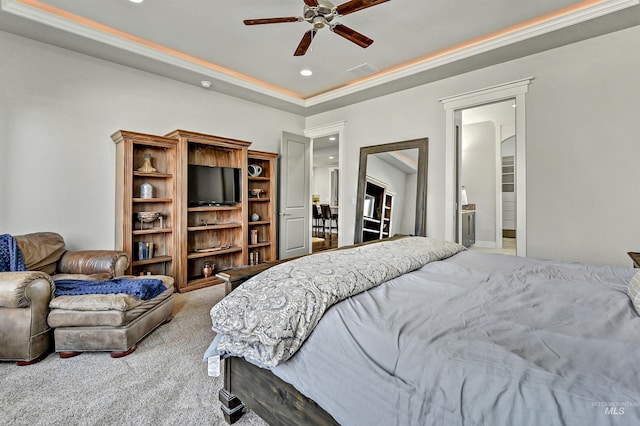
[313,135,339,168]
[1,0,639,115]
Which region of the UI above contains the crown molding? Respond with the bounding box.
[304,0,639,107]
[3,0,638,111]
[2,0,307,107]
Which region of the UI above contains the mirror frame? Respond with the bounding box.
[354,138,429,244]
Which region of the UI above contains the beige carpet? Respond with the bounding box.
[0,285,268,426]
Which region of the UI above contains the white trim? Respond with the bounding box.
[304,121,346,248]
[3,0,637,109]
[1,0,306,107]
[442,78,531,256]
[305,0,638,106]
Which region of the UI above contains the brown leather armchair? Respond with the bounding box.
[0,232,128,365]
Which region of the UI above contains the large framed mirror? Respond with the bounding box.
[354,138,428,244]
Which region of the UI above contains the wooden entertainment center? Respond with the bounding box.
[112,129,278,292]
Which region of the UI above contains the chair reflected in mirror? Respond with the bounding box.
[320,204,338,240]
[312,204,324,237]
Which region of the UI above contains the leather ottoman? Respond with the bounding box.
[47,275,174,358]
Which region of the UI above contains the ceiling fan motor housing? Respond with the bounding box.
[303,1,336,28]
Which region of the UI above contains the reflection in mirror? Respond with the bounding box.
[354,139,428,244]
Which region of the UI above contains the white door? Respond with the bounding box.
[279,132,311,259]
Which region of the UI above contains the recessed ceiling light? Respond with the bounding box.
[300,69,313,77]
[129,0,144,3]
[328,156,335,159]
[512,104,516,108]
[329,137,336,141]
[201,80,212,89]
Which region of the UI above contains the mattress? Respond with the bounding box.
[270,251,640,425]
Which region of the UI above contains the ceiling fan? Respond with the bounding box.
[243,0,389,56]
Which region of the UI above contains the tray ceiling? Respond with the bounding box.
[1,0,639,115]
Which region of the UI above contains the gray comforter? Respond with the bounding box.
[271,251,640,425]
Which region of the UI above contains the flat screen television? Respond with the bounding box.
[188,164,241,206]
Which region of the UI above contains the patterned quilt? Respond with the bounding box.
[210,236,465,368]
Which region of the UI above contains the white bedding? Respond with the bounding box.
[271,251,640,425]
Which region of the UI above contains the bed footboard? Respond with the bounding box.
[220,356,339,426]
[215,240,407,425]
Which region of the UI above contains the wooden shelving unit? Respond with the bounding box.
[247,150,278,265]
[114,129,279,292]
[112,130,178,278]
[167,129,251,292]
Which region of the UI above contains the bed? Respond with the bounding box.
[207,236,640,425]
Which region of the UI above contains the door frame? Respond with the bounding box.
[303,121,346,248]
[441,77,532,256]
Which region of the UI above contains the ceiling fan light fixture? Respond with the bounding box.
[313,16,326,29]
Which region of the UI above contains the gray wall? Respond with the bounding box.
[3,24,640,265]
[0,31,305,249]
[461,121,496,245]
[306,25,640,266]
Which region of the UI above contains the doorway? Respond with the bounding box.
[459,100,516,255]
[441,77,531,256]
[311,134,339,253]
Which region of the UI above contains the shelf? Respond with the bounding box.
[132,228,173,235]
[185,275,224,288]
[363,228,380,233]
[188,205,241,212]
[249,220,270,226]
[133,171,172,178]
[133,198,172,203]
[249,241,271,249]
[363,217,381,224]
[187,223,242,232]
[187,245,242,259]
[248,198,271,202]
[132,255,172,266]
[249,176,270,181]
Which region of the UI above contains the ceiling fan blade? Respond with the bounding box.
[294,29,317,56]
[335,0,389,16]
[304,0,320,6]
[243,17,300,25]
[331,23,373,48]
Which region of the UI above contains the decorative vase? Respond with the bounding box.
[251,212,260,222]
[202,262,214,278]
[140,182,154,199]
[137,153,157,173]
[248,164,263,177]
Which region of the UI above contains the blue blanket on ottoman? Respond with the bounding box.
[54,278,167,300]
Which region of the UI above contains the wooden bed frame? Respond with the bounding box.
[214,237,410,425]
[216,262,339,425]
